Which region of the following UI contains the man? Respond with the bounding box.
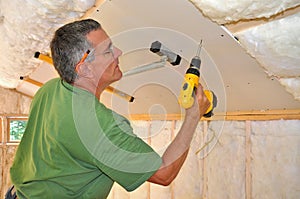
[9,19,210,198]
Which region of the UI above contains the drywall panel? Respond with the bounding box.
[90,0,300,115]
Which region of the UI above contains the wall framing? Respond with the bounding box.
[128,109,300,121]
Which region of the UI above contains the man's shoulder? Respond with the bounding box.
[43,77,61,87]
[31,78,62,102]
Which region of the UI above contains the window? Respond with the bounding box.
[7,117,28,142]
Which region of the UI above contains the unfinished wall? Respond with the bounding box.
[0,87,32,198]
[0,86,299,199]
[106,119,300,199]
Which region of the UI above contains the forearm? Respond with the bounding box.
[148,85,210,186]
[147,115,199,185]
[162,115,199,165]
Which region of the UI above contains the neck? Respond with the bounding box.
[73,78,108,100]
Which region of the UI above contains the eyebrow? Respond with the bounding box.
[105,42,113,51]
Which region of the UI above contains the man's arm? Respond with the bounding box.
[147,84,210,186]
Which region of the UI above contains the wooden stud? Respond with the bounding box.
[245,121,252,199]
[202,121,208,199]
[0,116,3,143]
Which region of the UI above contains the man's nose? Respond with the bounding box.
[113,46,122,58]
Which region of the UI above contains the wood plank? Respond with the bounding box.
[0,117,3,143]
[245,121,252,199]
[202,121,208,199]
[1,109,299,121]
[128,109,300,121]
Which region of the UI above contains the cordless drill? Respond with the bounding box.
[178,41,217,118]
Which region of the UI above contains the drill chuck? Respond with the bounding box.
[186,67,200,77]
[190,57,201,69]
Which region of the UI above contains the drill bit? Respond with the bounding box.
[190,40,203,69]
[196,40,202,58]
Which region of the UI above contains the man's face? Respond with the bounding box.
[86,28,123,86]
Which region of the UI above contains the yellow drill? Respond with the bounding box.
[178,41,217,117]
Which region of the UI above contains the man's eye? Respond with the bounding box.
[103,50,113,57]
[105,47,114,55]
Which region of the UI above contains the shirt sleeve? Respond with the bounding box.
[84,107,162,191]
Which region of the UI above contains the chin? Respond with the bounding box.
[115,66,123,80]
[116,73,122,81]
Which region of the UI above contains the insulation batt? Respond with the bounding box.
[0,0,96,88]
[251,120,300,199]
[235,13,300,77]
[279,77,300,100]
[189,0,300,24]
[235,13,300,100]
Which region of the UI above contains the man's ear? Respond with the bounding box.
[76,62,92,78]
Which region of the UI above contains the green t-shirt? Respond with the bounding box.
[10,78,162,199]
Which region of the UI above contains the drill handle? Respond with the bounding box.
[203,90,217,118]
[178,80,196,109]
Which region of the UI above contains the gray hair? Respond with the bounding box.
[50,19,101,83]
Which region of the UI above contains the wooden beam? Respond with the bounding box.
[0,116,3,143]
[223,109,300,120]
[128,109,300,121]
[202,121,208,198]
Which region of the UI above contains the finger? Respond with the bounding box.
[195,84,205,99]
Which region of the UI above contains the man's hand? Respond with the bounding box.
[185,84,211,121]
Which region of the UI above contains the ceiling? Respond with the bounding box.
[1,0,299,116]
